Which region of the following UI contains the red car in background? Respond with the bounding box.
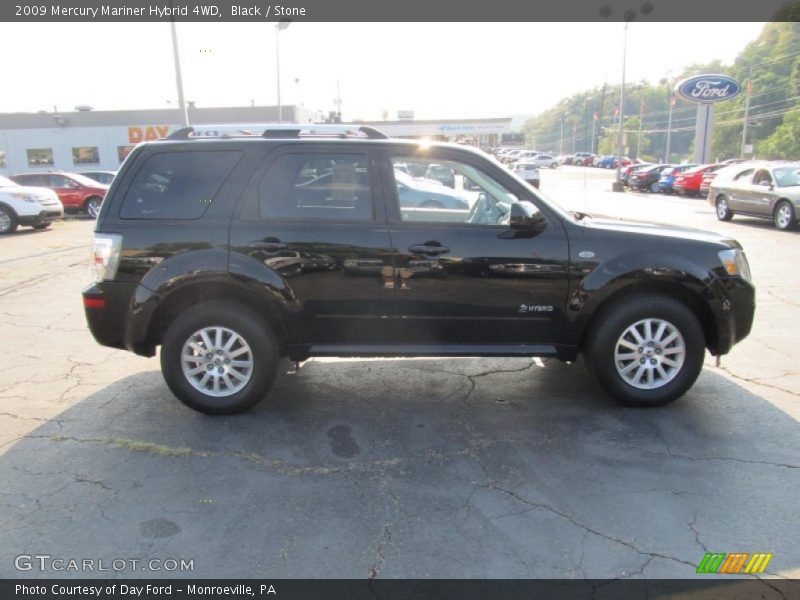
[10,172,109,218]
[673,164,724,197]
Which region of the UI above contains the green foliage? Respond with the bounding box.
[524,23,800,161]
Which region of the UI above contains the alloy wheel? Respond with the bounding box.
[181,326,254,397]
[614,318,686,390]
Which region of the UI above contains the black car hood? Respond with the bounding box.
[582,216,739,247]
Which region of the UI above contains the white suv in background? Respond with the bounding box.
[0,174,63,234]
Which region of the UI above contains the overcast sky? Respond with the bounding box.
[1,22,764,120]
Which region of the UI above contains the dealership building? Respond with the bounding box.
[0,105,513,176]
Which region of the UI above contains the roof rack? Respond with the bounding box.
[164,123,388,141]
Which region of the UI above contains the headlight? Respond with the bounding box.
[9,192,38,203]
[718,248,752,282]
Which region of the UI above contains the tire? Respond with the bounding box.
[160,301,279,414]
[585,294,705,407]
[774,200,796,231]
[85,196,103,219]
[420,200,445,209]
[715,195,733,221]
[551,162,558,169]
[649,182,659,193]
[0,205,18,234]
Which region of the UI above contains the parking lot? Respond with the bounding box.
[0,166,798,580]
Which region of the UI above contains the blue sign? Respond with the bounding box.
[676,74,742,103]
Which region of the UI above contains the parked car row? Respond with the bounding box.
[0,170,116,234]
[492,148,558,169]
[558,153,635,169]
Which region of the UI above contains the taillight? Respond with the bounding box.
[91,233,123,282]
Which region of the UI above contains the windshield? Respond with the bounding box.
[774,166,800,187]
[0,175,18,187]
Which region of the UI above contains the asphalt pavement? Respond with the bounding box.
[0,167,797,582]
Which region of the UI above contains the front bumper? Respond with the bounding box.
[706,276,755,355]
[17,208,63,225]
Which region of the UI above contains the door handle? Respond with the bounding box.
[248,241,288,252]
[408,243,450,256]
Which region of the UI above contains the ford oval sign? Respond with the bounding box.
[676,74,742,103]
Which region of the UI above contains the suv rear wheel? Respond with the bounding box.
[160,301,279,414]
[585,295,705,407]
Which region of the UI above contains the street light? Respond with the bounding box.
[168,7,189,127]
[613,20,630,191]
[275,19,291,124]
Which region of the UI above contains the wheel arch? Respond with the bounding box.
[145,279,290,356]
[0,201,19,217]
[578,280,719,355]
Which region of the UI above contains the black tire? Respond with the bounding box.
[774,200,796,231]
[85,196,103,219]
[551,162,558,169]
[715,195,733,221]
[420,200,445,209]
[0,205,18,234]
[32,223,52,230]
[160,301,279,414]
[585,294,705,407]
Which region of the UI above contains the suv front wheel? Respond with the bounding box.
[160,301,279,414]
[585,295,705,407]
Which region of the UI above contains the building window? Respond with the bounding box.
[117,145,135,163]
[72,146,100,164]
[27,148,54,167]
[0,150,5,168]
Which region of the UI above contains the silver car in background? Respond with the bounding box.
[709,161,800,231]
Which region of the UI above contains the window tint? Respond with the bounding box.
[121,151,242,220]
[258,153,373,221]
[391,156,530,226]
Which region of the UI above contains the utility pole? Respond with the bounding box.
[636,97,644,159]
[591,113,597,154]
[559,118,564,155]
[665,92,675,163]
[741,67,753,158]
[572,124,576,153]
[275,20,291,123]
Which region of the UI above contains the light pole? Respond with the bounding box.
[168,11,189,127]
[613,21,630,191]
[559,118,564,156]
[275,19,291,123]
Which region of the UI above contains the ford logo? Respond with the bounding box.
[676,74,742,103]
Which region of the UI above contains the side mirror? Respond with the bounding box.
[509,202,546,232]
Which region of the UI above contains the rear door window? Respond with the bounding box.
[257,153,374,222]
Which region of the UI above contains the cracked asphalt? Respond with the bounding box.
[0,169,798,581]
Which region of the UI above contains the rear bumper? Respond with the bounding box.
[707,277,755,355]
[83,281,158,355]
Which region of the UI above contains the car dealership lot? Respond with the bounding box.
[0,167,798,580]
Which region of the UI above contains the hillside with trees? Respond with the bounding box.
[522,22,800,162]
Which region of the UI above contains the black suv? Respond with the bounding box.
[83,125,755,414]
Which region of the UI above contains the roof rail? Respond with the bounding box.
[163,123,389,141]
